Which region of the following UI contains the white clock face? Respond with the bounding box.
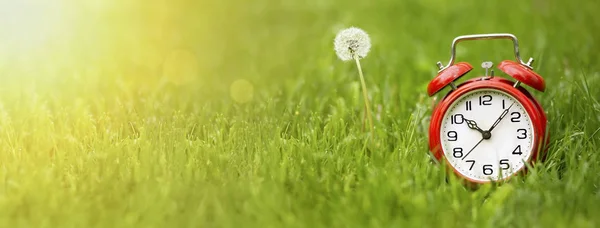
[440,88,535,182]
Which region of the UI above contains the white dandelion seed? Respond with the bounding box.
[334,27,371,61]
[333,26,375,141]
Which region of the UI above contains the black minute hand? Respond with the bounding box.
[488,102,514,132]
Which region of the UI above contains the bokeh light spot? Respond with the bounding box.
[230,79,254,104]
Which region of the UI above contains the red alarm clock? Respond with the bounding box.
[427,34,549,184]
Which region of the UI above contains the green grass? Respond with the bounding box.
[1,0,600,227]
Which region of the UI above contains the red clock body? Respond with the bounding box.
[428,76,549,184]
[426,34,549,184]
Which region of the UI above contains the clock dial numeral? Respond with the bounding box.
[502,99,506,109]
[512,145,522,155]
[466,160,475,170]
[483,164,493,175]
[511,112,521,122]
[479,95,492,106]
[453,147,463,158]
[517,129,527,139]
[500,159,510,170]
[451,114,464,124]
[447,131,457,141]
[466,101,472,111]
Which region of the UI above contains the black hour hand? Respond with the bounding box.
[463,118,491,139]
[464,118,484,134]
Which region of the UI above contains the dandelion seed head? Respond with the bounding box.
[334,27,371,61]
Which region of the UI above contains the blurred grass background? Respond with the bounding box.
[0,0,599,227]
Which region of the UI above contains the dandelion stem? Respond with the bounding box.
[353,54,374,139]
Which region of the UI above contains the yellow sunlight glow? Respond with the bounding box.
[0,0,66,56]
[0,0,219,84]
